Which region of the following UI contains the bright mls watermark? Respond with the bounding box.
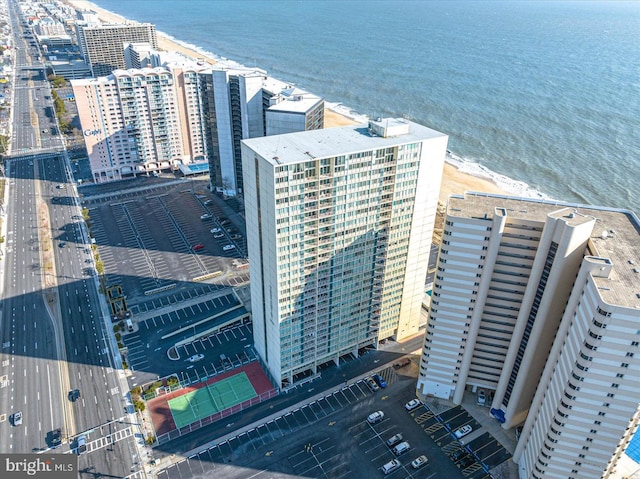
[1,455,76,478]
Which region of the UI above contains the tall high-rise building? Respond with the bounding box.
[72,67,201,182]
[76,22,158,77]
[417,192,640,479]
[242,118,448,387]
[72,64,326,187]
[200,69,324,196]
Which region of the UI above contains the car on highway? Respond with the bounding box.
[365,376,379,392]
[386,433,403,447]
[222,244,235,251]
[372,373,387,388]
[186,354,204,363]
[210,227,221,233]
[367,410,384,424]
[454,424,473,439]
[192,244,204,251]
[47,428,62,448]
[405,398,421,411]
[411,455,428,469]
[68,389,80,402]
[12,411,22,426]
[200,213,212,220]
[75,435,87,455]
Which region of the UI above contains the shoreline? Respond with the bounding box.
[64,0,515,203]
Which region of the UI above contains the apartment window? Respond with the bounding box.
[598,412,606,417]
[626,352,634,358]
[594,421,601,425]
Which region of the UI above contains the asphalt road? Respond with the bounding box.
[0,2,142,477]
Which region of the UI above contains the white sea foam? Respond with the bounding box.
[446,151,550,200]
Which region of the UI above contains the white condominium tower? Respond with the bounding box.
[75,22,158,77]
[72,67,206,183]
[417,192,640,479]
[242,118,448,387]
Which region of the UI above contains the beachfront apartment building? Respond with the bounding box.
[75,22,158,77]
[199,69,324,196]
[71,67,201,182]
[416,192,640,479]
[72,63,325,188]
[241,118,448,387]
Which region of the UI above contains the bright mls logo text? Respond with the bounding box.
[1,455,76,478]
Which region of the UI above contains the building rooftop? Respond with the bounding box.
[242,118,447,166]
[447,192,640,309]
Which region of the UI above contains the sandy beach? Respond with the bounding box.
[65,0,511,204]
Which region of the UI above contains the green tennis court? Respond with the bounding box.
[168,372,257,429]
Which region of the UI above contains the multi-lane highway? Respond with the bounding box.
[0,1,145,477]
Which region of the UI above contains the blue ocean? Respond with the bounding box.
[91,0,639,213]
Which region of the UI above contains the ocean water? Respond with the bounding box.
[90,0,640,214]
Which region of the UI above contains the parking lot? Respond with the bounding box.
[156,369,483,479]
[123,292,254,387]
[84,181,248,307]
[411,404,511,478]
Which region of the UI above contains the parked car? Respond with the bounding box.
[230,234,242,240]
[392,441,411,456]
[454,424,473,439]
[200,214,212,220]
[187,354,204,363]
[192,244,204,251]
[393,358,411,369]
[222,244,235,251]
[58,242,66,248]
[450,448,469,462]
[411,455,428,469]
[386,433,403,447]
[372,374,387,388]
[210,227,221,233]
[204,199,213,205]
[380,459,401,475]
[404,399,421,411]
[213,233,225,238]
[365,376,379,392]
[477,389,486,406]
[56,184,65,189]
[367,411,384,424]
[458,455,475,468]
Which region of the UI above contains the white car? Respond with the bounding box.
[454,424,473,439]
[222,244,235,251]
[210,227,221,233]
[200,213,212,220]
[405,398,421,411]
[12,411,22,426]
[214,233,225,239]
[477,389,486,405]
[367,410,384,424]
[411,455,428,469]
[186,354,204,363]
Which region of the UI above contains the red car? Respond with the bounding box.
[192,244,204,251]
